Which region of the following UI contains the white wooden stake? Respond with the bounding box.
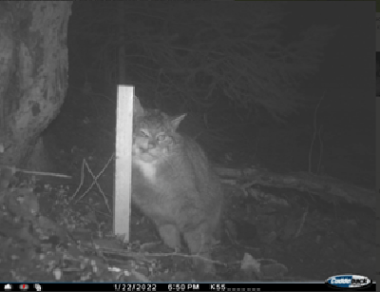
[114,85,134,242]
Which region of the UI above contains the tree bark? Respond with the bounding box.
[0,2,72,178]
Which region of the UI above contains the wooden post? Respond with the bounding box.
[114,85,134,242]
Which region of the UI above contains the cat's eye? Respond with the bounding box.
[156,134,167,142]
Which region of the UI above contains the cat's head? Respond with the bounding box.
[132,96,186,164]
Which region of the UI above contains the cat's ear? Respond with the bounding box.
[133,95,145,117]
[171,113,187,130]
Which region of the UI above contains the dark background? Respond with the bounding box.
[47,2,374,189]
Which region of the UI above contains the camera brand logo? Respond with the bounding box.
[325,274,373,289]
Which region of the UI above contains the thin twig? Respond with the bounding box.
[0,165,71,179]
[70,154,115,213]
[317,124,324,174]
[295,206,308,238]
[308,92,325,173]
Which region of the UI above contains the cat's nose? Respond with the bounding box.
[148,141,156,149]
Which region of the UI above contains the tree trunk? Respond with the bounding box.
[0,2,72,181]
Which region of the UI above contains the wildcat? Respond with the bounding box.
[131,96,223,275]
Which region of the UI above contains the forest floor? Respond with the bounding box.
[0,110,376,285]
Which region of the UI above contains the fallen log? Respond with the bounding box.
[215,166,375,211]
